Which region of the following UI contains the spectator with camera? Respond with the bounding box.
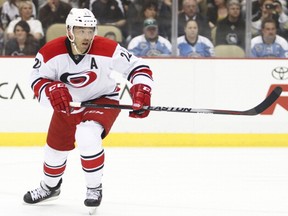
[251,0,288,38]
[251,17,288,57]
[242,0,288,18]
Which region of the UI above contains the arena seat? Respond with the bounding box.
[214,45,245,58]
[97,25,123,43]
[211,27,217,45]
[0,0,6,7]
[45,24,123,43]
[45,23,66,42]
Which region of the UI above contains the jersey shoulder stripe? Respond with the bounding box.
[89,36,118,57]
[39,36,118,63]
[39,36,68,63]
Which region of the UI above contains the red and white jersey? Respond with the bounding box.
[31,36,153,111]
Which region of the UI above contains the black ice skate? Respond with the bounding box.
[23,178,62,204]
[84,184,102,207]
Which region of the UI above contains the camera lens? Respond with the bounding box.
[265,4,275,9]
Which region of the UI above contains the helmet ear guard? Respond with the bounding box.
[66,25,75,42]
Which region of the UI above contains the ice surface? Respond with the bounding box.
[1,147,288,216]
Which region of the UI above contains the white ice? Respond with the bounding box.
[1,147,288,216]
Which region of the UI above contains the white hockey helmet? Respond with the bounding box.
[66,8,97,42]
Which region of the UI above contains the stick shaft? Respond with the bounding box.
[69,86,282,116]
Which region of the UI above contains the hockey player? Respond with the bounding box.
[23,8,153,209]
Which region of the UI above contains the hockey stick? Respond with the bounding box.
[69,86,282,116]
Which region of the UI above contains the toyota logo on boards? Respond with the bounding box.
[272,66,288,80]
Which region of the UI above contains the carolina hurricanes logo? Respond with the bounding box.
[60,71,97,88]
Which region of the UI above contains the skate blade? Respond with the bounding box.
[88,207,97,215]
[23,196,60,205]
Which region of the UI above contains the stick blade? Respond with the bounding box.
[244,86,282,115]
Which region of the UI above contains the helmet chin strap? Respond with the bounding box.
[71,39,93,55]
[72,42,85,55]
[68,29,94,55]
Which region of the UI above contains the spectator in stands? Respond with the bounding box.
[39,0,72,33]
[1,0,37,29]
[177,19,214,57]
[178,0,211,39]
[4,20,39,56]
[251,18,288,57]
[251,0,288,38]
[206,0,228,28]
[91,0,127,38]
[243,0,288,21]
[215,0,245,49]
[6,0,44,40]
[159,0,208,40]
[128,18,171,57]
[127,0,159,40]
[180,0,209,12]
[1,0,19,29]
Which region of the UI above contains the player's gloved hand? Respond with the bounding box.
[45,81,72,116]
[129,84,151,118]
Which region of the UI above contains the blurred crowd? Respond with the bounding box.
[1,0,288,58]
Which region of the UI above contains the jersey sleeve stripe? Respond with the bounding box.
[31,78,52,99]
[130,73,153,83]
[127,65,150,80]
[128,66,153,82]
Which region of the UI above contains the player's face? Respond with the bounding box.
[73,27,95,53]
